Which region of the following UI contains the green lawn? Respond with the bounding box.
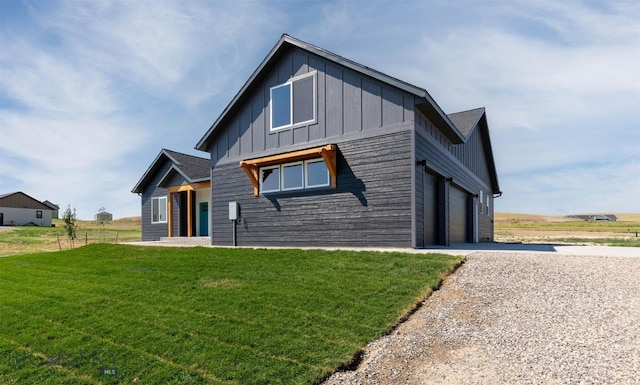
[0,244,461,384]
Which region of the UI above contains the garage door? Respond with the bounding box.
[423,172,438,246]
[449,186,468,244]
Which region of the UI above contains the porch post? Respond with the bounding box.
[167,192,173,237]
[187,190,193,237]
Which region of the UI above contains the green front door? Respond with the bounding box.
[199,202,208,236]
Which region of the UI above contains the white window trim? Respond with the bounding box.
[152,196,168,224]
[258,157,330,194]
[304,159,330,188]
[259,165,281,193]
[281,161,304,191]
[270,71,317,131]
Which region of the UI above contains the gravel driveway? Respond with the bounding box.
[323,251,640,384]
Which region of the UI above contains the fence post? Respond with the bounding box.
[85,232,88,246]
[56,233,62,251]
[115,232,119,244]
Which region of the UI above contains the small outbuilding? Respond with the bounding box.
[95,211,113,223]
[0,191,54,227]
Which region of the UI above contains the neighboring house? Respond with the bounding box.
[570,214,618,222]
[0,192,54,227]
[42,200,60,218]
[132,149,211,241]
[94,211,113,223]
[190,34,500,247]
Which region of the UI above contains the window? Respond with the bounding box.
[240,144,337,196]
[282,162,303,191]
[479,190,484,214]
[259,158,329,193]
[36,210,43,219]
[305,159,330,188]
[260,166,280,193]
[152,196,167,223]
[270,72,316,130]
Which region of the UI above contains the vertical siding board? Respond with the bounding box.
[293,126,308,144]
[325,63,343,137]
[252,89,266,153]
[292,48,309,77]
[219,127,229,160]
[309,56,326,141]
[279,50,293,82]
[229,116,240,157]
[239,104,252,155]
[278,129,293,148]
[382,86,403,126]
[403,95,414,123]
[362,79,382,130]
[343,70,362,133]
[265,69,279,151]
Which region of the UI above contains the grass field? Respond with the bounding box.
[0,218,141,257]
[0,244,462,384]
[495,213,640,246]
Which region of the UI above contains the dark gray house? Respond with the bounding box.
[191,34,500,248]
[132,149,211,241]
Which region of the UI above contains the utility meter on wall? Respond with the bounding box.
[229,202,239,221]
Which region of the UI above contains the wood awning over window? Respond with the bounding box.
[240,144,337,196]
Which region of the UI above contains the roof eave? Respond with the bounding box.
[478,114,501,194]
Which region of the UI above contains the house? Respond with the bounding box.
[194,34,500,247]
[132,149,211,241]
[0,191,54,227]
[570,214,618,222]
[134,34,501,247]
[42,200,60,218]
[94,211,113,223]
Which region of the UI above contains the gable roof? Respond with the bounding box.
[0,191,53,210]
[42,200,60,210]
[447,107,486,139]
[446,108,501,194]
[131,149,210,194]
[195,34,466,151]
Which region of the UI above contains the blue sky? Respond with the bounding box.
[1,0,638,219]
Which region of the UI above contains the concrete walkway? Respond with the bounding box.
[124,240,640,258]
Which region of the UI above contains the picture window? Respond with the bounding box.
[259,158,329,193]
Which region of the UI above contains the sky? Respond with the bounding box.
[1,0,639,220]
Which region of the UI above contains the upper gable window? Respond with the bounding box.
[270,72,316,131]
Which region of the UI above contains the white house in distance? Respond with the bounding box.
[0,192,54,227]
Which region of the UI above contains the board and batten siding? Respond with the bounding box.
[209,46,415,165]
[140,161,172,241]
[210,129,414,247]
[414,113,494,246]
[452,125,492,186]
